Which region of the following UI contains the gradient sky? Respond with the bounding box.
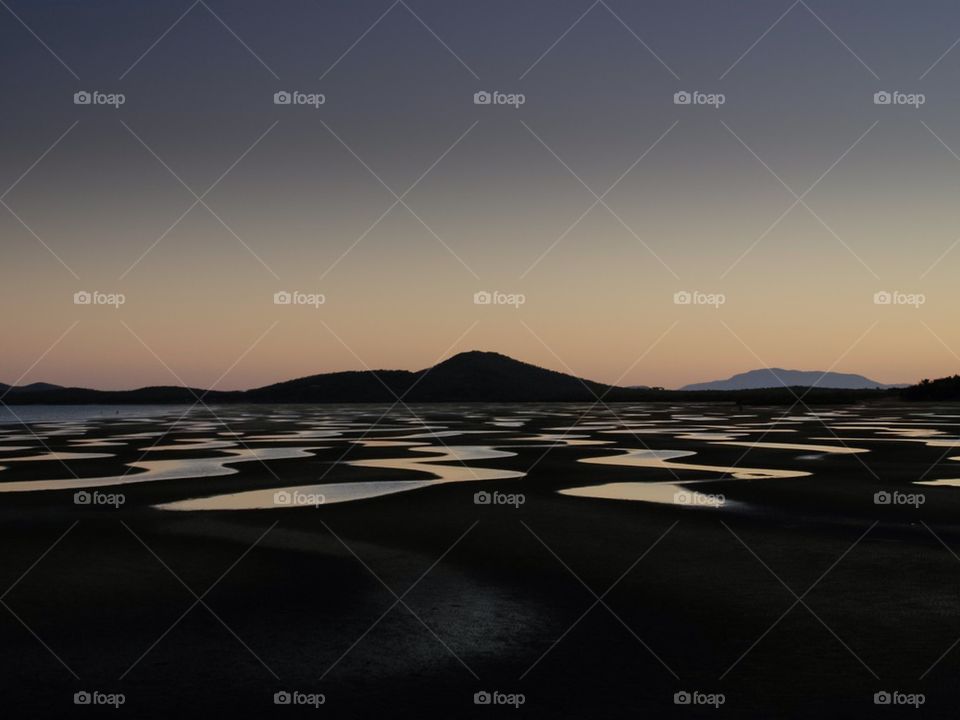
[4,0,960,390]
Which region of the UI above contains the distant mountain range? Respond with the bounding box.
[680,368,906,391]
[1,352,615,404]
[0,382,64,395]
[0,353,923,405]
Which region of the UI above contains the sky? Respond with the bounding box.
[4,0,960,390]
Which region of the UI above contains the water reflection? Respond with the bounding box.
[0,447,322,493]
[158,444,525,511]
[3,403,960,514]
[579,448,810,479]
[560,482,734,508]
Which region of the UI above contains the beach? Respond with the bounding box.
[1,403,958,717]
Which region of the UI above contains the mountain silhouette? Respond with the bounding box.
[0,382,64,395]
[681,368,904,391]
[1,353,910,405]
[246,351,610,402]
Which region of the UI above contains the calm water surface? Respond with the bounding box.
[1,404,959,512]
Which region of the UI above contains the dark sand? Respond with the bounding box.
[1,403,959,718]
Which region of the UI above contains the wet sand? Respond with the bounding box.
[2,403,960,717]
